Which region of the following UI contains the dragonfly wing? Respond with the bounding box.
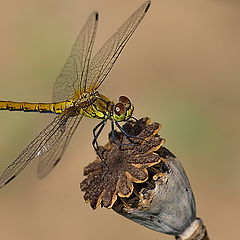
[37,114,83,178]
[53,12,98,102]
[85,1,150,92]
[0,112,81,188]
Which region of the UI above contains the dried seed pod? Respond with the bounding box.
[113,147,200,237]
[80,117,209,239]
[80,118,165,209]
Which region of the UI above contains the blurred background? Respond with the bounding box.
[0,0,239,239]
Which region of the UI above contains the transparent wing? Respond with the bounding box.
[37,114,82,178]
[0,111,82,188]
[86,1,150,92]
[53,12,98,102]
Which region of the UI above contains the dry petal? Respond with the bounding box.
[80,118,166,209]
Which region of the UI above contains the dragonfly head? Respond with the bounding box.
[113,96,134,122]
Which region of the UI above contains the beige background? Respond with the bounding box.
[0,0,239,239]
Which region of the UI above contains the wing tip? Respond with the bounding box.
[92,11,99,21]
[0,175,16,188]
[95,12,99,21]
[53,158,61,168]
[144,1,151,13]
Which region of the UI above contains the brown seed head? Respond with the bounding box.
[80,117,165,209]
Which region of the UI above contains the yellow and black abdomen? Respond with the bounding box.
[0,101,73,114]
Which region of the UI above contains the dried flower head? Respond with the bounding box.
[80,117,209,240]
[80,117,166,209]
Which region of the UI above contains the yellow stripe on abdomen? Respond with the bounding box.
[0,101,73,114]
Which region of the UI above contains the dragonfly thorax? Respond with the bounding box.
[76,93,133,122]
[76,91,112,120]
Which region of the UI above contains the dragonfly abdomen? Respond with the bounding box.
[0,101,72,114]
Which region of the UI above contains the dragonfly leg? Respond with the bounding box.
[114,121,146,143]
[109,120,147,149]
[110,120,118,143]
[129,116,139,122]
[92,119,107,152]
[129,116,146,131]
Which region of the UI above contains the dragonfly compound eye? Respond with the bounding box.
[114,103,126,116]
[119,96,131,105]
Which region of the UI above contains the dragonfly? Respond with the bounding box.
[0,1,151,188]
